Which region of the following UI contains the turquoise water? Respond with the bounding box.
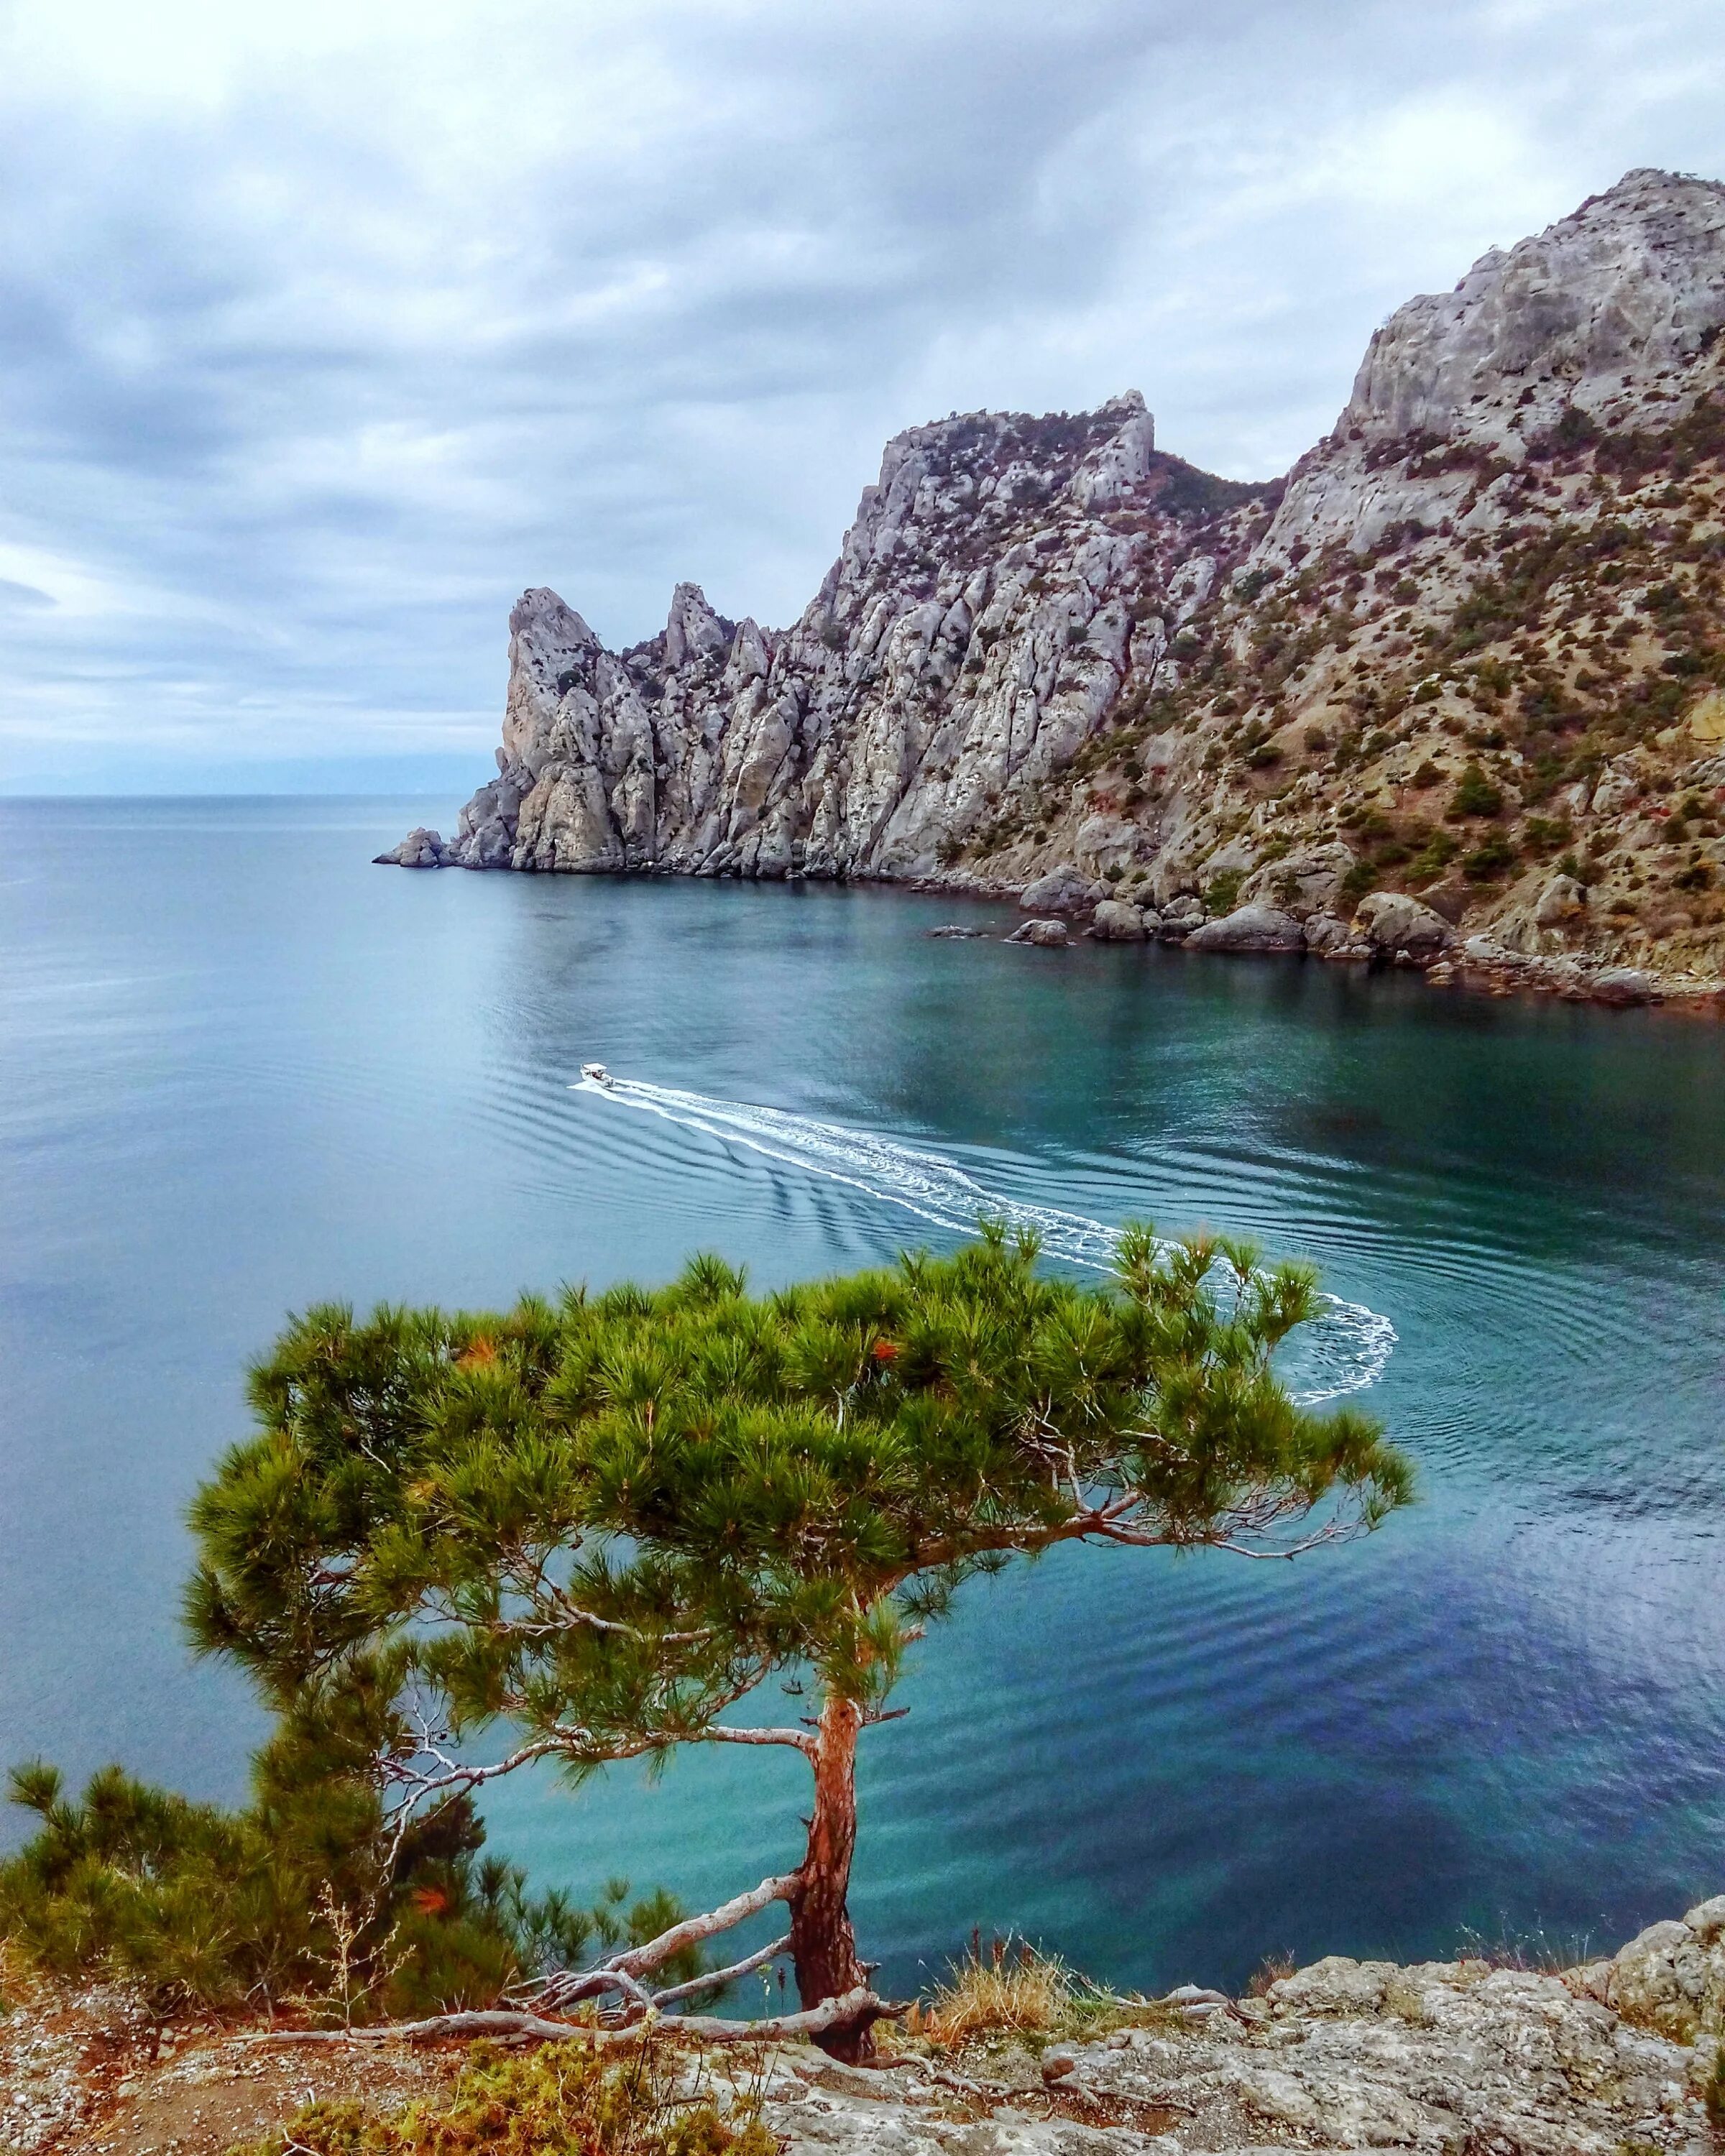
[2,796,1723,2000]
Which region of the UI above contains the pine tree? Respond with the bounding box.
[186,1225,1410,2060]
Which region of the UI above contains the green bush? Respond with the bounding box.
[1463,834,1518,882]
[1202,867,1246,914]
[1409,829,1460,883]
[1445,764,1504,820]
[0,1748,698,2021]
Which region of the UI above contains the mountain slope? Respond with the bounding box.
[385,169,1725,998]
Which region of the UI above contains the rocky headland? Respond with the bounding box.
[382,169,1725,1008]
[6,1894,1723,2152]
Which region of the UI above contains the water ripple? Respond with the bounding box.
[573,1072,1397,1405]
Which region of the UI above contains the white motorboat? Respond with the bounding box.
[580,1062,615,1087]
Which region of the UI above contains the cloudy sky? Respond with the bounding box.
[1,0,1721,793]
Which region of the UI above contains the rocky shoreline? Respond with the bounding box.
[382,827,1718,1010]
[967,857,1719,1011]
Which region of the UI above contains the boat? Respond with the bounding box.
[580,1062,614,1087]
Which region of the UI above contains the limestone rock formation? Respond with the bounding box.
[1006,918,1072,948]
[1184,903,1305,954]
[392,169,1725,1000]
[1087,898,1149,940]
[402,393,1228,886]
[1352,891,1455,962]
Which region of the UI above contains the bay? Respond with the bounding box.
[1,795,1722,2001]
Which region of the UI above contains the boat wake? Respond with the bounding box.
[571,1072,1396,1404]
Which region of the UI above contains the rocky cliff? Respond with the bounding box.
[385,169,1725,1000]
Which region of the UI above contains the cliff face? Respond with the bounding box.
[402,392,1245,883]
[387,169,1725,995]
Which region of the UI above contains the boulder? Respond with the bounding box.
[1593,967,1659,1006]
[1353,890,1455,961]
[1303,912,1370,959]
[1591,757,1644,817]
[1607,1916,1721,2040]
[1417,877,1471,925]
[1087,899,1149,941]
[1006,918,1071,947]
[374,827,446,868]
[1018,865,1104,916]
[1155,894,1206,941]
[1267,1955,1394,2018]
[1534,872,1587,926]
[1184,904,1305,954]
[925,924,989,939]
[1238,842,1356,921]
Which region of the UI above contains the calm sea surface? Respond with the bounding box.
[2,796,1723,1999]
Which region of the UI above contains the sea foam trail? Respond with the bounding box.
[571,1074,1396,1405]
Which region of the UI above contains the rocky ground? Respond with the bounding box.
[381,168,1725,1008]
[6,1897,1721,2154]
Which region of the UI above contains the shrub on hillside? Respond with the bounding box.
[1445,765,1504,820]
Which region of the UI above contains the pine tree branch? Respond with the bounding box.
[692,1725,817,1756]
[648,1932,791,2006]
[599,1870,802,1981]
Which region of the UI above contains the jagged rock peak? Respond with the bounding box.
[1345,166,1725,443]
[663,581,733,668]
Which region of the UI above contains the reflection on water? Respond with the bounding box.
[1,796,1723,1998]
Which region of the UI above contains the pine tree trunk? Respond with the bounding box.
[788,1691,873,2063]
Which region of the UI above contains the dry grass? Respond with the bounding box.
[907,1936,1095,2047]
[1246,1951,1297,1999]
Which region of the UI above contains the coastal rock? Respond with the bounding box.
[1535,872,1588,926]
[1266,1955,1393,2017]
[1087,898,1149,941]
[1184,904,1305,954]
[926,924,990,939]
[397,395,1186,887]
[1594,966,1660,1006]
[1238,844,1355,921]
[1006,918,1071,948]
[1072,814,1149,877]
[374,826,446,867]
[1156,895,1205,940]
[1353,891,1455,961]
[1019,866,1105,916]
[1302,912,1368,959]
[1608,1919,1720,2040]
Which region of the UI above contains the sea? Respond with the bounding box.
[2,793,1722,2001]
